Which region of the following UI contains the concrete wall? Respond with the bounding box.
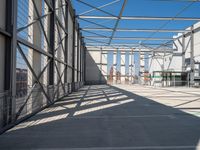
[85,49,137,85]
[85,50,106,84]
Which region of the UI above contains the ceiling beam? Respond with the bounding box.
[78,15,200,21]
[86,43,172,46]
[77,0,116,17]
[81,28,191,33]
[86,47,174,53]
[108,0,127,44]
[84,36,173,41]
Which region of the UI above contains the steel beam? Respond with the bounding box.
[81,28,191,33]
[84,36,173,41]
[109,0,127,44]
[79,0,120,15]
[49,0,55,87]
[86,48,173,53]
[72,10,76,90]
[17,37,53,58]
[77,0,115,17]
[64,2,69,84]
[0,28,12,37]
[77,29,80,82]
[78,15,200,21]
[86,43,172,46]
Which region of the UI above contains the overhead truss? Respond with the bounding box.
[75,0,200,53]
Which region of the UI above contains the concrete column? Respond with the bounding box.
[28,0,43,113]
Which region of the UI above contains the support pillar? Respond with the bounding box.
[48,0,55,101]
[64,2,68,91]
[28,0,43,113]
[1,0,17,127]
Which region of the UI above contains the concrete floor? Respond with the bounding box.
[0,85,200,150]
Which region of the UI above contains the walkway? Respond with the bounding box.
[0,85,200,150]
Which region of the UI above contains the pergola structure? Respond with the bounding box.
[0,0,199,134]
[73,0,200,53]
[73,0,200,85]
[1,1,200,148]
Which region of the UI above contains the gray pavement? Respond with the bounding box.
[0,85,200,150]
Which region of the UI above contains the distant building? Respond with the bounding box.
[16,68,28,98]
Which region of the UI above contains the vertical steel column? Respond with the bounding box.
[64,2,68,85]
[79,34,82,83]
[77,27,80,83]
[49,0,55,101]
[190,26,194,86]
[72,10,76,90]
[4,0,18,125]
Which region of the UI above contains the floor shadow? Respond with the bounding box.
[0,84,200,150]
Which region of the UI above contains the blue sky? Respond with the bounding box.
[72,0,200,76]
[72,0,200,42]
[16,0,200,76]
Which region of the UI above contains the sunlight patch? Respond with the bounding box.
[74,99,134,116]
[8,113,68,132]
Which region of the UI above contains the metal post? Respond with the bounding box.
[4,0,18,125]
[49,0,55,85]
[79,40,83,84]
[77,27,80,84]
[48,0,55,101]
[72,9,76,91]
[64,2,68,90]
